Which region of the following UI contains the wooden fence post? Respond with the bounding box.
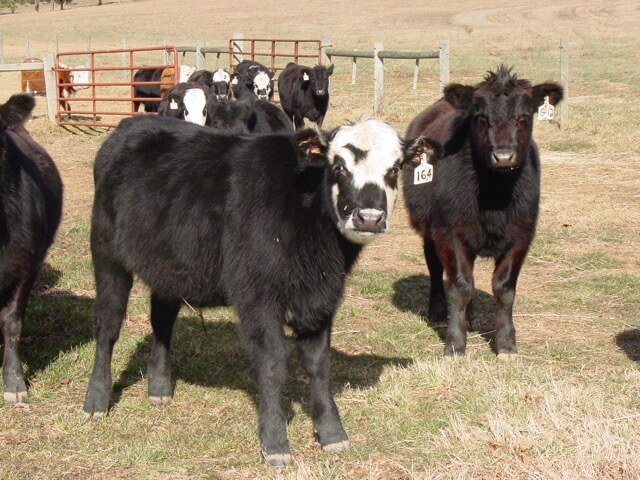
[0,34,3,64]
[232,32,244,66]
[24,37,30,57]
[560,38,569,129]
[196,42,206,69]
[53,35,59,56]
[412,58,419,90]
[321,36,331,65]
[351,54,357,85]
[43,53,57,123]
[439,41,449,95]
[373,41,384,114]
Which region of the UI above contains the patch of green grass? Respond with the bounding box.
[571,252,623,270]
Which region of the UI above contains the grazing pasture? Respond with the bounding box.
[0,0,639,478]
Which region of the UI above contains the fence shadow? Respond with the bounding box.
[1,264,94,380]
[111,314,412,422]
[615,329,640,362]
[392,274,497,350]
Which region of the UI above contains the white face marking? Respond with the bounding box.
[213,69,231,83]
[179,65,196,83]
[183,89,207,126]
[327,118,402,244]
[253,71,271,98]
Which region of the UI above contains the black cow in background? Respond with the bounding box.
[82,115,403,466]
[278,62,334,129]
[0,94,63,405]
[206,96,293,133]
[231,60,275,101]
[403,65,562,359]
[132,68,163,113]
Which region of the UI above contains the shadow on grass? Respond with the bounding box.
[112,313,412,423]
[1,264,94,381]
[392,274,498,351]
[615,329,640,362]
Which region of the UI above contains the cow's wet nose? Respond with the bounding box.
[354,208,386,233]
[491,148,516,168]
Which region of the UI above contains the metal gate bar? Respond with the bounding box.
[228,38,321,72]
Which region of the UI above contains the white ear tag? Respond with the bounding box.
[303,72,310,81]
[231,77,238,85]
[413,152,433,185]
[170,99,178,110]
[537,95,554,121]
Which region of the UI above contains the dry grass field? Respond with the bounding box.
[0,1,639,478]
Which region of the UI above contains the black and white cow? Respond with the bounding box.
[83,115,402,466]
[231,60,275,101]
[403,66,563,359]
[278,62,334,129]
[188,68,231,100]
[0,94,63,405]
[206,96,293,133]
[158,83,211,126]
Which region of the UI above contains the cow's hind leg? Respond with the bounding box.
[293,116,305,130]
[83,257,133,420]
[424,238,448,326]
[492,245,529,360]
[147,293,180,406]
[239,311,291,467]
[296,324,349,452]
[2,278,35,406]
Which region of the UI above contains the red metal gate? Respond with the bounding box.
[55,46,179,128]
[228,38,322,73]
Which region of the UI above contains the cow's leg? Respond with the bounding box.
[296,324,348,452]
[83,256,133,420]
[293,116,305,130]
[315,113,326,128]
[147,293,180,406]
[239,313,291,467]
[2,279,35,406]
[440,240,475,357]
[424,237,447,326]
[492,245,529,360]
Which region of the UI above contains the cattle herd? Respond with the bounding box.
[1,61,562,466]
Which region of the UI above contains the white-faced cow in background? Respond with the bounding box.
[278,62,334,129]
[231,60,275,101]
[157,82,211,126]
[0,94,63,406]
[82,115,403,467]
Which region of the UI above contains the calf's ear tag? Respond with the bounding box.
[537,95,554,121]
[231,77,238,85]
[170,99,178,110]
[302,72,310,81]
[413,152,434,185]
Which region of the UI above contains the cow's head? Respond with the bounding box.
[252,71,273,100]
[206,97,253,134]
[302,64,334,97]
[183,88,208,126]
[445,65,563,172]
[212,69,231,100]
[325,118,403,244]
[0,94,34,131]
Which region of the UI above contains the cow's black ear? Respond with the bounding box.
[532,82,563,107]
[403,136,442,167]
[326,64,334,76]
[294,128,327,169]
[268,69,276,79]
[443,83,475,110]
[0,94,35,129]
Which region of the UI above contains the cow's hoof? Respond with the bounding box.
[83,411,105,422]
[497,353,519,362]
[4,391,28,406]
[322,440,350,453]
[263,452,293,468]
[149,395,172,407]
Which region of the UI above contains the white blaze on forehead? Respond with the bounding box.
[213,69,231,83]
[183,88,207,126]
[253,71,271,91]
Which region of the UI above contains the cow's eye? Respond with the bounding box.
[333,163,345,174]
[517,115,529,126]
[389,166,401,175]
[476,115,489,125]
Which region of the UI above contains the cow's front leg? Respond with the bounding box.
[296,324,349,452]
[240,315,291,467]
[492,245,529,360]
[2,281,33,406]
[439,240,475,357]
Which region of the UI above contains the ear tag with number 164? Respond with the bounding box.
[414,152,433,185]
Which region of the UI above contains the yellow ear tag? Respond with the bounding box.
[537,95,554,121]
